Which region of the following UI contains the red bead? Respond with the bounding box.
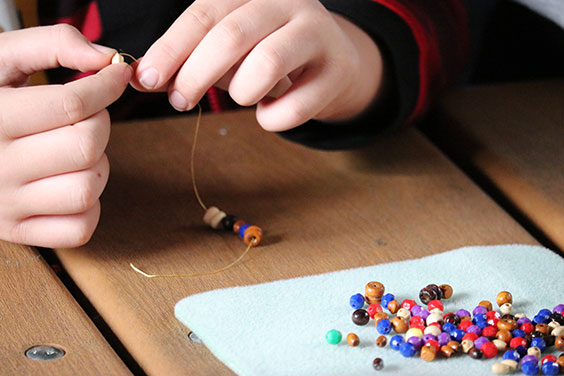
[542,355,557,365]
[509,337,527,348]
[481,342,498,358]
[410,316,425,328]
[458,320,473,331]
[428,322,441,329]
[486,310,500,320]
[428,300,444,311]
[401,299,417,311]
[487,317,499,327]
[367,304,383,318]
[462,332,479,342]
[482,326,498,337]
[425,339,440,353]
[521,322,534,334]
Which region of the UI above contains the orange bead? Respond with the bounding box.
[440,345,455,358]
[373,312,388,325]
[387,300,399,314]
[556,354,564,368]
[447,340,461,353]
[497,319,517,331]
[233,220,246,233]
[535,323,550,335]
[555,335,564,351]
[347,333,360,347]
[391,317,408,333]
[478,300,493,312]
[496,329,512,343]
[439,284,453,299]
[243,225,263,246]
[496,291,513,307]
[365,281,385,298]
[421,346,436,362]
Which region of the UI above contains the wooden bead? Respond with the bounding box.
[468,347,483,359]
[420,346,436,362]
[352,309,370,326]
[210,211,227,230]
[447,340,461,353]
[387,299,399,314]
[373,312,388,324]
[491,362,510,375]
[461,339,474,353]
[243,225,263,246]
[493,339,508,351]
[346,333,360,346]
[233,220,245,233]
[556,354,564,369]
[536,323,550,335]
[376,335,387,347]
[497,318,517,331]
[440,345,455,358]
[439,284,453,299]
[552,327,564,337]
[527,346,541,358]
[203,206,221,226]
[500,303,513,316]
[478,300,493,312]
[500,359,518,372]
[365,281,385,298]
[391,317,408,333]
[496,329,513,343]
[372,358,384,371]
[396,308,411,320]
[555,335,564,351]
[111,52,125,64]
[496,291,513,307]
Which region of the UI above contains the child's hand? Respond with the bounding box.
[134,0,384,131]
[0,26,132,247]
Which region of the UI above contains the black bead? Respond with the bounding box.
[501,314,516,321]
[444,313,461,326]
[545,334,556,347]
[468,347,483,359]
[531,330,545,338]
[419,287,437,305]
[550,312,564,325]
[221,214,238,231]
[372,357,384,370]
[426,284,443,300]
[352,309,370,326]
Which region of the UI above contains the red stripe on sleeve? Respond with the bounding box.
[58,1,102,42]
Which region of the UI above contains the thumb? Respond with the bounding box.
[0,25,116,86]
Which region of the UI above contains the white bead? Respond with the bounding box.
[500,303,513,315]
[461,339,474,353]
[429,308,443,316]
[203,206,220,226]
[424,325,441,337]
[527,346,541,359]
[491,362,510,375]
[514,312,526,319]
[111,52,124,64]
[492,339,507,351]
[551,326,564,336]
[500,359,518,371]
[426,312,442,326]
[396,308,411,320]
[548,320,561,330]
[210,211,227,229]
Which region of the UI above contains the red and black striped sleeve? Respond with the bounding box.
[281,0,492,150]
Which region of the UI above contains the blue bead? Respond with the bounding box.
[521,361,539,375]
[476,320,489,329]
[349,293,365,309]
[381,293,394,309]
[450,329,466,342]
[533,314,549,324]
[399,342,417,357]
[377,319,392,335]
[512,329,526,338]
[542,362,560,376]
[442,322,456,334]
[530,337,546,352]
[515,345,528,357]
[238,223,250,238]
[389,335,404,350]
[472,313,487,324]
[502,350,521,361]
[537,308,552,317]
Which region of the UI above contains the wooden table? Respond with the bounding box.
[3,92,551,375]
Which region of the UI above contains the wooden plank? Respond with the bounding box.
[0,241,131,375]
[53,109,536,375]
[432,80,564,251]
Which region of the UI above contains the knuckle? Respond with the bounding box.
[70,220,96,246]
[62,87,86,124]
[286,99,310,126]
[8,220,27,244]
[53,23,82,43]
[75,129,99,168]
[216,20,246,48]
[186,5,216,33]
[71,177,98,212]
[257,47,286,81]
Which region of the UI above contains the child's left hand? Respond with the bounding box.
[133,0,384,132]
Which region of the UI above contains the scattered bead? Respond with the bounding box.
[500,303,513,316]
[491,362,511,375]
[439,284,453,299]
[389,335,404,350]
[346,333,360,347]
[373,312,388,324]
[492,339,508,352]
[372,357,384,371]
[325,329,342,344]
[469,347,483,359]
[440,345,455,358]
[391,316,408,333]
[500,359,518,371]
[377,319,392,334]
[420,345,437,361]
[352,309,370,326]
[365,281,385,304]
[400,342,417,357]
[376,335,387,347]
[521,361,539,376]
[350,293,365,309]
[387,299,399,314]
[496,291,513,307]
[479,300,493,312]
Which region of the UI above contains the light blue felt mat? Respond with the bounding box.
[175,245,564,375]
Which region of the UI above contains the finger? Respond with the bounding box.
[0,63,131,139]
[6,110,111,183]
[256,63,342,131]
[10,201,101,248]
[135,0,249,91]
[0,25,116,86]
[168,0,289,110]
[228,19,321,106]
[15,154,109,218]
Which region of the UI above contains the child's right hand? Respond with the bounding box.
[0,25,132,248]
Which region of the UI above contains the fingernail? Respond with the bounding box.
[170,90,188,111]
[91,43,116,55]
[139,68,159,90]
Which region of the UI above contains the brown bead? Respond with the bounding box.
[556,354,564,369]
[439,284,453,299]
[346,333,360,346]
[387,299,399,314]
[421,346,437,362]
[391,317,408,333]
[364,296,382,305]
[365,281,385,298]
[243,225,263,246]
[555,335,564,351]
[373,312,388,324]
[419,287,437,305]
[233,220,245,233]
[478,300,493,312]
[376,335,387,347]
[440,345,455,358]
[496,329,513,343]
[496,291,513,307]
[459,315,472,322]
[468,347,483,359]
[372,358,384,371]
[447,340,461,353]
[535,323,550,335]
[497,318,517,331]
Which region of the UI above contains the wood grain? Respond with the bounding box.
[434,80,564,251]
[53,109,535,375]
[0,241,130,375]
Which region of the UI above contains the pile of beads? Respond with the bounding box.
[326,281,564,374]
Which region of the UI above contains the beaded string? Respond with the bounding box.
[109,52,264,278]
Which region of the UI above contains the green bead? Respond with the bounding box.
[326,329,342,344]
